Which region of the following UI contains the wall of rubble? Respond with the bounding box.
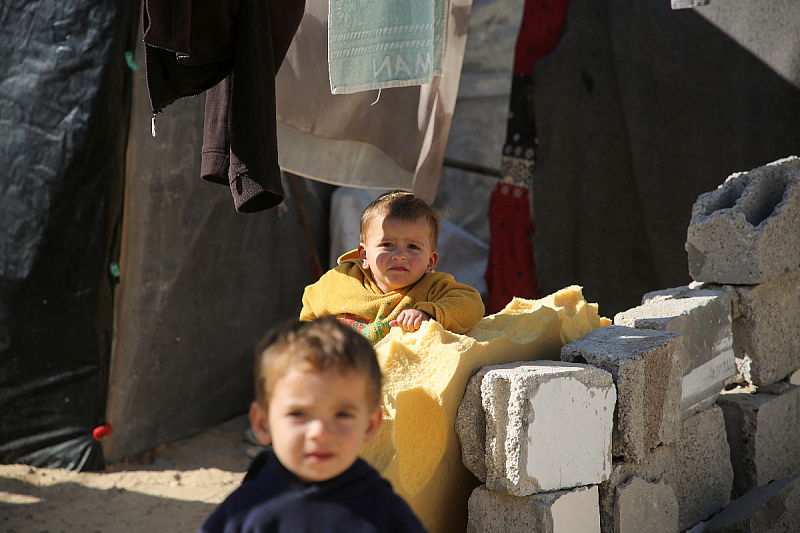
[457,156,800,532]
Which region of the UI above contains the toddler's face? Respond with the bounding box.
[358,216,438,293]
[251,363,382,483]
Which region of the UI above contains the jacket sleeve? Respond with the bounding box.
[299,282,321,321]
[299,267,347,321]
[414,275,485,334]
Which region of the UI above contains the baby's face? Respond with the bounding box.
[262,364,381,483]
[358,216,438,293]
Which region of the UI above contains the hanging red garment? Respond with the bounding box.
[485,181,537,313]
[484,0,570,313]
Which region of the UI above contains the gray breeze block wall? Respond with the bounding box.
[457,157,800,532]
[686,156,800,285]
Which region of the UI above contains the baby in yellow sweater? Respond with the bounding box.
[300,190,485,344]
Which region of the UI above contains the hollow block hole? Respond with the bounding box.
[704,179,745,216]
[741,172,789,227]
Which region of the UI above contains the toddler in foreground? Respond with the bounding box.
[198,317,427,532]
[300,190,485,344]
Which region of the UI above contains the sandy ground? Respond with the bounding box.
[0,414,257,533]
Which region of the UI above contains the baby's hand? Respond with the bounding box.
[389,309,431,332]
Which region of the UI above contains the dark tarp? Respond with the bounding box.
[0,0,140,470]
[531,0,800,315]
[101,34,333,461]
[0,0,334,468]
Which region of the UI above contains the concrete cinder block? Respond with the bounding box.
[702,269,800,386]
[467,484,600,533]
[598,446,678,533]
[615,286,736,420]
[456,366,491,482]
[704,473,800,533]
[675,405,734,531]
[561,325,682,462]
[686,156,800,285]
[613,476,679,533]
[457,361,615,496]
[717,383,800,498]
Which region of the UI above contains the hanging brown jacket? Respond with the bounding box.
[143,0,305,213]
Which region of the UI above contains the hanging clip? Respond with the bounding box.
[92,424,113,441]
[124,51,138,71]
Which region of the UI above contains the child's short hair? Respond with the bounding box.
[360,190,441,250]
[253,317,383,409]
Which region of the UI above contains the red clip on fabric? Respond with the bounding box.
[92,424,113,441]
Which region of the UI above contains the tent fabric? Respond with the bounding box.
[434,0,526,253]
[9,0,800,471]
[484,0,569,313]
[0,0,139,470]
[274,0,473,204]
[531,0,800,315]
[103,36,335,461]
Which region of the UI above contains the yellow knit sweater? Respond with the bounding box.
[300,250,485,344]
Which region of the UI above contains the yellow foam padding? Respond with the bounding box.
[360,285,611,533]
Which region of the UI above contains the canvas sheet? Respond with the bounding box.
[276,0,472,203]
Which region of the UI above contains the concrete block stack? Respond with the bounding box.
[685,156,800,528]
[453,156,800,532]
[610,286,738,529]
[561,326,682,463]
[615,286,736,420]
[686,156,800,388]
[456,360,616,532]
[686,157,800,520]
[716,382,800,498]
[561,325,729,531]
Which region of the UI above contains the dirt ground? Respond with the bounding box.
[0,414,257,533]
